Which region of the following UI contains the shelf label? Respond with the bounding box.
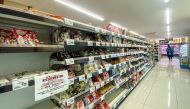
[69,78,74,85]
[87,73,92,79]
[114,103,117,108]
[88,41,93,46]
[110,77,114,81]
[111,43,115,46]
[96,42,100,46]
[116,84,120,89]
[96,84,101,90]
[113,65,117,69]
[89,56,94,62]
[65,58,74,65]
[101,42,106,46]
[34,70,69,101]
[66,39,75,45]
[98,69,103,74]
[79,75,85,81]
[90,87,95,93]
[101,55,105,59]
[106,67,110,71]
[66,97,75,106]
[106,79,110,83]
[12,79,28,91]
[101,95,105,101]
[106,43,110,46]
[106,55,109,59]
[95,27,100,33]
[64,18,73,26]
[101,81,105,87]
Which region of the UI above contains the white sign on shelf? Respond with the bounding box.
[98,69,103,74]
[101,81,105,87]
[96,84,101,90]
[87,73,92,79]
[88,41,93,46]
[65,58,74,65]
[106,55,109,59]
[66,39,75,45]
[101,42,105,46]
[106,67,110,71]
[64,18,73,26]
[34,70,69,101]
[79,75,85,81]
[66,97,75,106]
[110,77,114,81]
[95,27,100,33]
[89,56,94,62]
[96,42,100,46]
[12,78,28,91]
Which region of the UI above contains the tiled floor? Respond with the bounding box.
[118,57,190,109]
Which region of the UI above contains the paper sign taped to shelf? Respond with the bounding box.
[79,75,85,81]
[66,39,75,45]
[34,70,69,101]
[69,78,74,85]
[12,78,28,91]
[96,42,100,46]
[90,87,95,93]
[67,97,75,106]
[65,58,74,65]
[88,41,93,46]
[89,56,94,62]
[64,18,73,26]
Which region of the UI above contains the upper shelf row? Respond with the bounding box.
[0,5,152,44]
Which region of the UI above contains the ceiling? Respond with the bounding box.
[8,0,190,39]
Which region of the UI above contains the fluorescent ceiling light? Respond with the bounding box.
[55,0,104,21]
[165,0,170,3]
[166,8,170,24]
[129,31,139,35]
[167,25,170,32]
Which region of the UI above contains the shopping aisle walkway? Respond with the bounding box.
[118,57,190,109]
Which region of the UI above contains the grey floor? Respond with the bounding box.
[118,57,190,109]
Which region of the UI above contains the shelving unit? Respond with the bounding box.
[153,42,160,62]
[0,5,154,109]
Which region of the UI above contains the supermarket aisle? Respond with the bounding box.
[118,57,190,109]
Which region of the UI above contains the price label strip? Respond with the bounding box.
[65,58,74,65]
[66,39,75,45]
[88,41,94,46]
[64,18,73,26]
[66,97,75,106]
[69,78,74,85]
[12,79,28,91]
[89,56,94,62]
[96,42,100,46]
[90,87,95,93]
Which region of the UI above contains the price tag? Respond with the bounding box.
[69,78,74,85]
[96,42,100,46]
[79,75,85,81]
[106,43,110,46]
[101,55,105,59]
[101,95,105,101]
[106,67,110,71]
[114,103,117,108]
[113,65,117,69]
[96,84,101,90]
[106,79,110,83]
[106,55,109,59]
[110,77,114,81]
[67,97,75,106]
[101,81,105,87]
[89,103,94,109]
[90,87,95,93]
[64,18,73,26]
[116,84,120,89]
[89,56,94,62]
[111,43,115,46]
[112,32,114,35]
[101,42,105,46]
[88,41,93,46]
[87,73,92,79]
[98,69,103,74]
[12,79,28,91]
[95,27,100,33]
[65,58,74,65]
[66,39,75,45]
[111,54,115,58]
[119,63,122,66]
[123,94,126,98]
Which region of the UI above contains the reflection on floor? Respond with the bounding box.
[118,57,190,109]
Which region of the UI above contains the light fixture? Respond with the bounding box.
[129,31,139,35]
[166,8,170,24]
[55,0,104,21]
[167,25,170,32]
[165,0,170,3]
